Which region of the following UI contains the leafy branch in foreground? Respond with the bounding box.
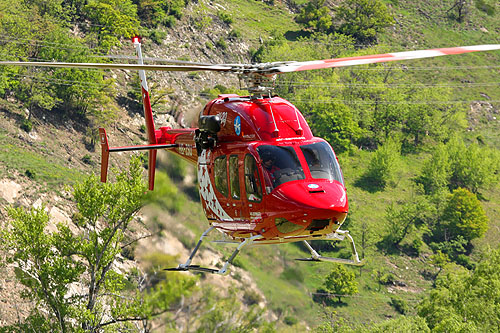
[0,156,196,332]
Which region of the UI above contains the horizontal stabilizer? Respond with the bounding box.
[98,127,178,190]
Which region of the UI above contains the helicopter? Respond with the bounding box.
[2,38,499,275]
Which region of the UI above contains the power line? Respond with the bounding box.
[275,81,500,88]
[287,99,500,105]
[310,291,424,302]
[1,35,499,71]
[196,93,498,105]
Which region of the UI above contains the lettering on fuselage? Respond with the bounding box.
[178,144,193,156]
[218,112,228,127]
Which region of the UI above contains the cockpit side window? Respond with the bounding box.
[214,155,228,196]
[257,145,305,191]
[244,154,262,202]
[300,142,344,184]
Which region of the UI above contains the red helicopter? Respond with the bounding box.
[2,38,499,274]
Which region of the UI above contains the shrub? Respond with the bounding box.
[150,29,166,44]
[82,154,93,165]
[215,37,228,50]
[390,296,409,314]
[284,316,298,326]
[25,169,36,180]
[21,119,33,132]
[217,11,233,24]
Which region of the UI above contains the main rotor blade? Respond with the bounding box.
[0,61,233,72]
[98,55,214,66]
[269,44,500,73]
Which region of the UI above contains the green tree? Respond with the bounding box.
[334,0,394,44]
[382,195,435,250]
[134,0,188,28]
[193,287,274,333]
[295,0,333,33]
[438,188,488,243]
[0,0,115,122]
[0,157,196,331]
[419,246,500,331]
[361,137,400,190]
[416,143,452,195]
[323,264,358,303]
[430,250,450,277]
[1,205,84,332]
[402,87,464,148]
[84,0,140,49]
[304,98,362,154]
[447,137,499,193]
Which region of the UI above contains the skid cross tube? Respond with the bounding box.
[165,226,262,275]
[296,230,364,266]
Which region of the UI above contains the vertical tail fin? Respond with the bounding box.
[133,36,157,190]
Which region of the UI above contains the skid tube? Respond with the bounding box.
[296,229,365,266]
[165,226,262,275]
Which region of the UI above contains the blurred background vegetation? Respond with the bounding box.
[0,0,500,331]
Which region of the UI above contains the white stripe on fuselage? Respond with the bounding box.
[198,150,232,221]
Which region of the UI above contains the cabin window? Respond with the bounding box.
[214,155,228,196]
[300,142,344,184]
[244,154,262,202]
[257,145,305,190]
[229,155,240,199]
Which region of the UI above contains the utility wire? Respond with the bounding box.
[275,82,500,88]
[1,35,499,70]
[309,291,424,302]
[287,99,500,105]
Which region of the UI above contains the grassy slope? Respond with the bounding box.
[204,0,500,329]
[1,0,498,330]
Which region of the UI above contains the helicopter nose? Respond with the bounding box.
[275,181,348,219]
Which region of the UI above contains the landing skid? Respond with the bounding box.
[296,230,365,266]
[165,226,262,275]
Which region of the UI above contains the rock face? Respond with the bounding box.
[0,179,22,204]
[468,101,499,130]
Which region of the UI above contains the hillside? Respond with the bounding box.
[0,0,499,331]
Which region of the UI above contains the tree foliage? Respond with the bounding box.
[419,246,500,331]
[361,137,400,190]
[295,0,332,33]
[323,264,358,303]
[0,0,121,122]
[438,188,488,243]
[295,0,394,44]
[447,136,499,193]
[0,157,196,331]
[416,143,452,195]
[134,0,189,28]
[382,195,435,250]
[417,137,499,195]
[334,0,395,44]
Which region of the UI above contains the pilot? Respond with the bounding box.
[262,152,280,188]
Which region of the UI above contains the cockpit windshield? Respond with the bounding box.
[300,142,344,184]
[257,145,305,192]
